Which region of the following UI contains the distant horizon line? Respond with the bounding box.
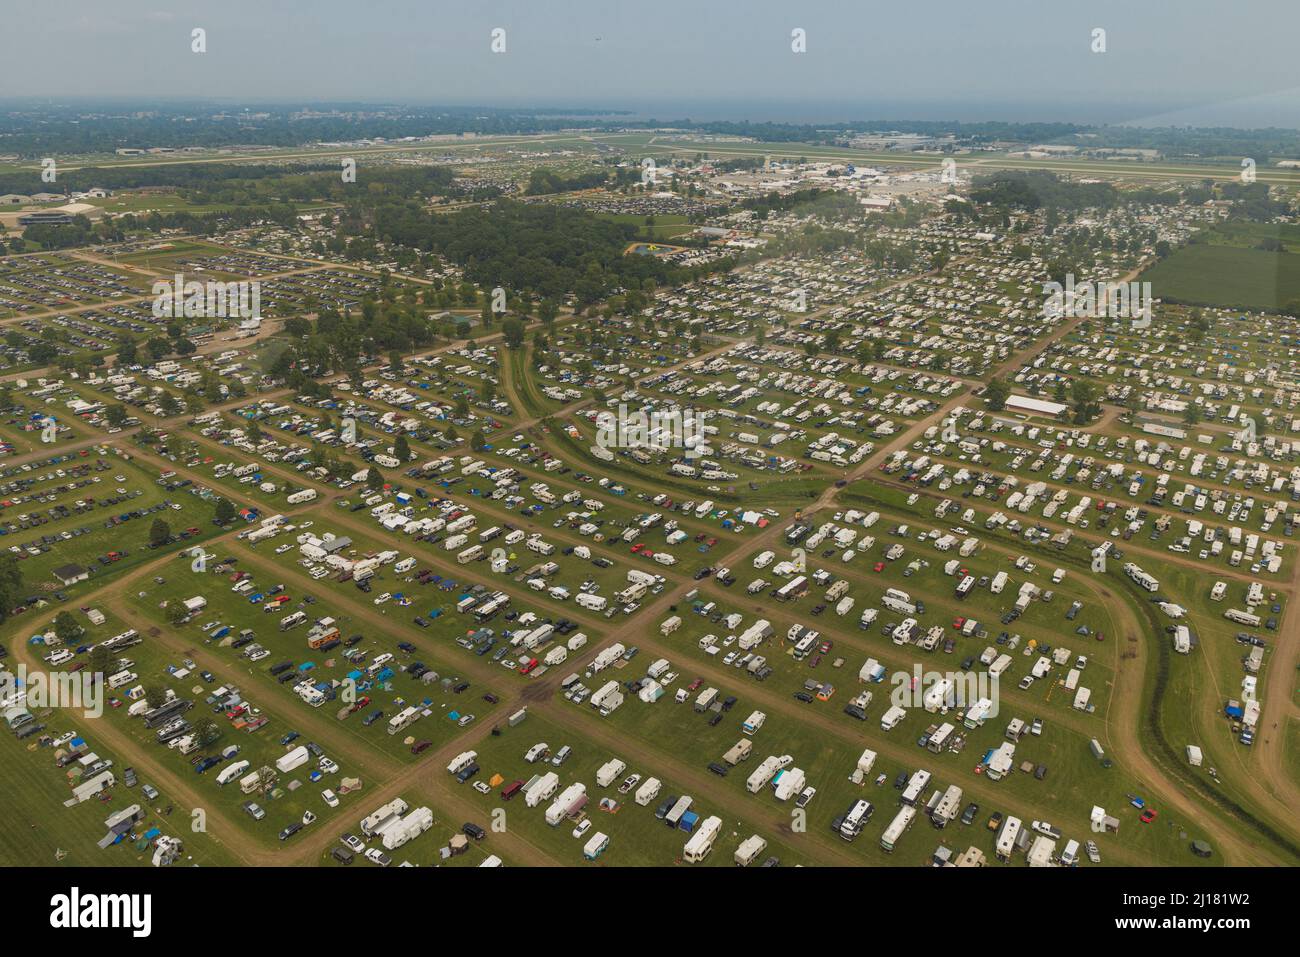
[2,97,1300,133]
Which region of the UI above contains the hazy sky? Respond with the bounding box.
[4,0,1300,126]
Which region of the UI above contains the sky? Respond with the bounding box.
[4,0,1300,127]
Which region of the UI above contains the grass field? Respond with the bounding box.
[0,691,240,867]
[1141,241,1300,310]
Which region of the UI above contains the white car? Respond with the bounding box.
[364,847,390,866]
[321,789,339,808]
[457,714,475,727]
[319,757,339,774]
[275,543,293,554]
[52,730,76,747]
[302,810,317,826]
[374,592,392,605]
[342,833,365,853]
[572,819,592,839]
[472,781,491,795]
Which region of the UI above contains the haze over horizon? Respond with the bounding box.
[3,0,1299,129]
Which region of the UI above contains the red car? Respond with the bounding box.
[873,562,885,572]
[1140,808,1157,824]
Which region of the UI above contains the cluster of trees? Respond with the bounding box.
[739,187,835,218]
[1050,377,1102,424]
[1069,126,1300,164]
[0,160,335,199]
[970,171,1119,213]
[525,167,610,195]
[7,214,130,253]
[0,554,24,623]
[984,378,1011,411]
[368,200,720,305]
[0,105,635,156]
[266,294,452,380]
[182,164,465,208]
[1219,181,1289,222]
[11,203,305,254]
[4,163,488,253]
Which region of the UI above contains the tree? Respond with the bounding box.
[394,433,411,462]
[366,466,385,491]
[502,316,525,349]
[213,497,237,525]
[194,717,221,746]
[144,685,167,709]
[1070,379,1101,424]
[53,611,84,644]
[116,337,138,366]
[985,378,1011,411]
[105,404,128,428]
[146,337,170,363]
[470,429,487,452]
[0,554,23,624]
[149,518,171,547]
[87,645,112,677]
